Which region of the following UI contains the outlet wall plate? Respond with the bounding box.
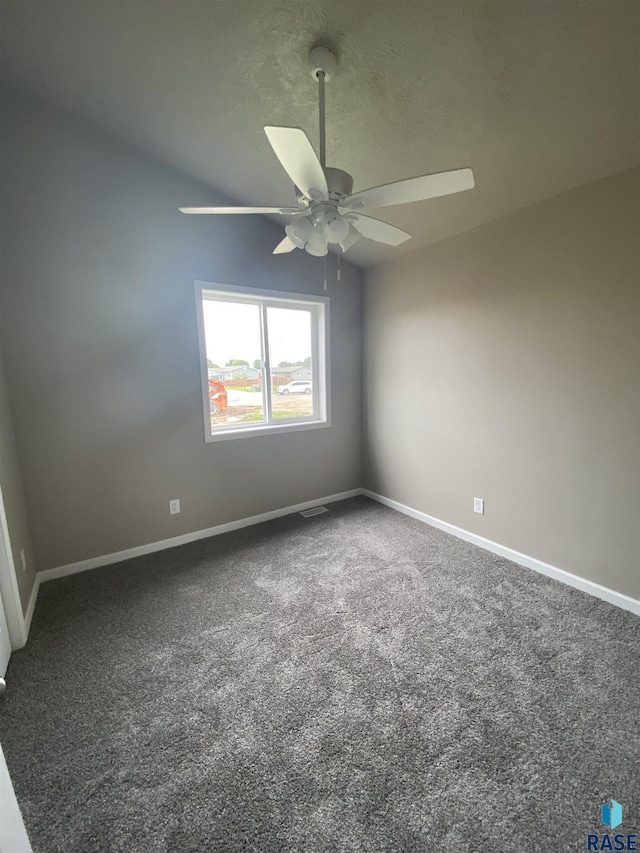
[169,499,181,515]
[474,498,484,515]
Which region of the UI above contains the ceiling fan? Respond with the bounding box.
[179,46,475,257]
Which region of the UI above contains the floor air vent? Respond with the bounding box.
[300,506,329,518]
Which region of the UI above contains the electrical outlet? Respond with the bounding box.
[169,499,181,515]
[474,498,484,515]
[20,548,27,572]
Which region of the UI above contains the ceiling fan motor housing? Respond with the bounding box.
[295,166,352,207]
[324,167,353,200]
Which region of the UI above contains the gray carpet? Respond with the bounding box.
[2,496,639,852]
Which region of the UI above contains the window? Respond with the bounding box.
[195,282,329,441]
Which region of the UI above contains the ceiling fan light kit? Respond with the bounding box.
[285,217,313,248]
[324,211,350,243]
[179,45,475,264]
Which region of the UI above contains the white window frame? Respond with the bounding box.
[195,281,330,442]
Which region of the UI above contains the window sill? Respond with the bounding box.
[205,417,331,443]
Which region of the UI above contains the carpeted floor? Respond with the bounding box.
[1,496,639,852]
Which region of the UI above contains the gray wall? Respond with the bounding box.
[0,93,363,572]
[0,337,36,613]
[364,168,640,600]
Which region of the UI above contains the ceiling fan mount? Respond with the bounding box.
[307,44,338,82]
[179,44,475,259]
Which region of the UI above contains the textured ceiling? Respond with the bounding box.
[1,0,639,268]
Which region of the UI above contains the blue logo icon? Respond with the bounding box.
[588,800,635,850]
[602,800,623,830]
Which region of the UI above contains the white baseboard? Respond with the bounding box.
[22,485,639,648]
[362,489,640,616]
[37,489,362,585]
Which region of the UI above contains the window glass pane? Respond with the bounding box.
[197,285,327,441]
[267,306,314,421]
[202,299,264,430]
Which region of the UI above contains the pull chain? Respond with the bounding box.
[337,252,341,282]
[323,247,327,291]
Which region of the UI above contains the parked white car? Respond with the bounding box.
[278,380,312,395]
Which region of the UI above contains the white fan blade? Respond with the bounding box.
[349,215,411,246]
[179,206,302,215]
[273,235,297,254]
[342,168,475,210]
[264,126,329,201]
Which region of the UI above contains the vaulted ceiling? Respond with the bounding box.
[1,1,638,267]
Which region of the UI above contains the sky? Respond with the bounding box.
[203,301,311,367]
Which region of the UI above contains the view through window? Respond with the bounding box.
[196,284,328,440]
